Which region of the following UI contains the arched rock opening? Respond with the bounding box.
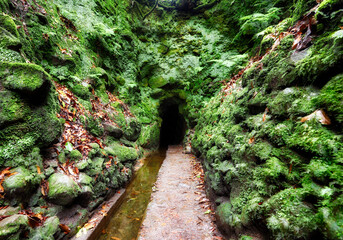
[159,98,187,147]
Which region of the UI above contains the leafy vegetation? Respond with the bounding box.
[0,0,342,239]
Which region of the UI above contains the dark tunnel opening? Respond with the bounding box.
[159,99,187,147]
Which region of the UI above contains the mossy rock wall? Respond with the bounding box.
[0,0,342,239]
[191,2,343,239]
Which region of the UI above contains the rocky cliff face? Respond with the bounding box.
[0,0,342,239]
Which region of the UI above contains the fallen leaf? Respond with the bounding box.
[110,237,121,240]
[59,224,71,234]
[300,109,331,125]
[248,136,255,144]
[36,166,42,174]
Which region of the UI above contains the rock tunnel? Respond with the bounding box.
[159,98,187,147]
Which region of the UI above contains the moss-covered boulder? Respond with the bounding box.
[123,118,141,141]
[0,214,29,240]
[0,63,50,94]
[105,142,138,162]
[3,167,33,197]
[47,173,81,206]
[103,123,123,139]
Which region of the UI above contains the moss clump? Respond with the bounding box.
[265,188,318,240]
[0,90,29,127]
[28,216,60,240]
[3,167,33,197]
[0,214,29,239]
[0,62,50,93]
[312,74,343,123]
[123,117,141,141]
[105,142,138,162]
[47,173,81,206]
[0,14,20,49]
[138,123,160,148]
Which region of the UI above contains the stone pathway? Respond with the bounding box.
[138,145,221,240]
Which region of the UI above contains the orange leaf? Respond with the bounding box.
[59,224,71,234]
[111,237,121,240]
[36,166,42,174]
[248,136,255,144]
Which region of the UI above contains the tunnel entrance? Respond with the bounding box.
[159,99,187,147]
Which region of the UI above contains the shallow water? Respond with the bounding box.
[99,149,166,240]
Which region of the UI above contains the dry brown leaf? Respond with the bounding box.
[248,136,255,144]
[300,109,331,125]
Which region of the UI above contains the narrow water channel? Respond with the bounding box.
[99,149,167,240]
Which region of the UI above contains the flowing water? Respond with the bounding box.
[98,149,166,240]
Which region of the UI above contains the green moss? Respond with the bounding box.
[0,15,20,49]
[105,142,138,162]
[265,188,318,240]
[69,149,83,161]
[216,201,233,226]
[286,121,342,158]
[267,87,317,119]
[315,0,343,23]
[0,90,29,127]
[0,62,50,93]
[313,74,343,123]
[86,115,104,137]
[138,123,160,148]
[0,48,24,62]
[28,216,60,240]
[3,167,33,197]
[0,214,29,239]
[123,117,141,141]
[47,173,81,206]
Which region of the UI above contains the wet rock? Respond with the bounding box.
[78,186,94,207]
[0,214,28,239]
[48,173,81,206]
[57,205,88,236]
[28,216,60,240]
[3,167,32,197]
[103,122,123,139]
[290,49,310,63]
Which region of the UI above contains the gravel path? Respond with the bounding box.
[138,145,220,240]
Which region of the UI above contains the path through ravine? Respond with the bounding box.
[138,145,222,240]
